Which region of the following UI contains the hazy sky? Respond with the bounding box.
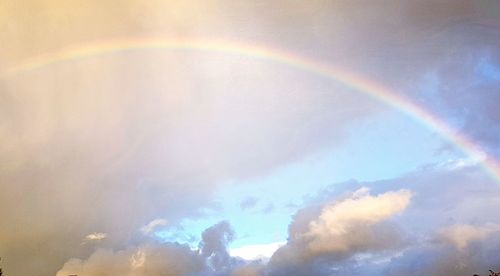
[1,1,500,275]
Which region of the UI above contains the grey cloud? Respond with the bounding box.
[199,221,236,273]
[436,224,500,251]
[231,263,265,276]
[240,197,259,211]
[382,228,500,276]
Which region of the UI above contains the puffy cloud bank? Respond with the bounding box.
[56,244,204,276]
[55,189,413,276]
[262,165,500,275]
[270,188,411,266]
[57,221,236,276]
[53,164,500,275]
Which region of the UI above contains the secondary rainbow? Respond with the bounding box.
[4,36,500,182]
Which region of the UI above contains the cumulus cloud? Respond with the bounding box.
[55,165,500,275]
[56,243,205,276]
[269,188,412,271]
[57,221,244,276]
[241,165,500,275]
[199,221,236,272]
[303,188,411,256]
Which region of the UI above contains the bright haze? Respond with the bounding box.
[1,1,500,275]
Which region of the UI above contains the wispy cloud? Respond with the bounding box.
[83,232,107,242]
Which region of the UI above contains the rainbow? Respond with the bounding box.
[3,36,500,181]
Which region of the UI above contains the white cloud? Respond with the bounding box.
[302,187,411,257]
[84,232,107,242]
[269,188,412,268]
[438,152,487,171]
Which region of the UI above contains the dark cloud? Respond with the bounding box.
[382,228,500,276]
[199,221,236,273]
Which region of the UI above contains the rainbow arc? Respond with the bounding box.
[4,36,499,182]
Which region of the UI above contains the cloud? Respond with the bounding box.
[261,203,275,213]
[437,224,500,251]
[54,165,500,275]
[303,188,411,256]
[140,218,168,235]
[231,262,266,276]
[269,188,412,271]
[199,221,236,272]
[1,1,499,275]
[240,197,259,211]
[56,243,205,276]
[0,27,376,276]
[251,165,500,275]
[382,224,500,276]
[57,221,244,276]
[0,6,382,271]
[83,232,107,242]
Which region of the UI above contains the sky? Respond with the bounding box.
[0,1,500,275]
